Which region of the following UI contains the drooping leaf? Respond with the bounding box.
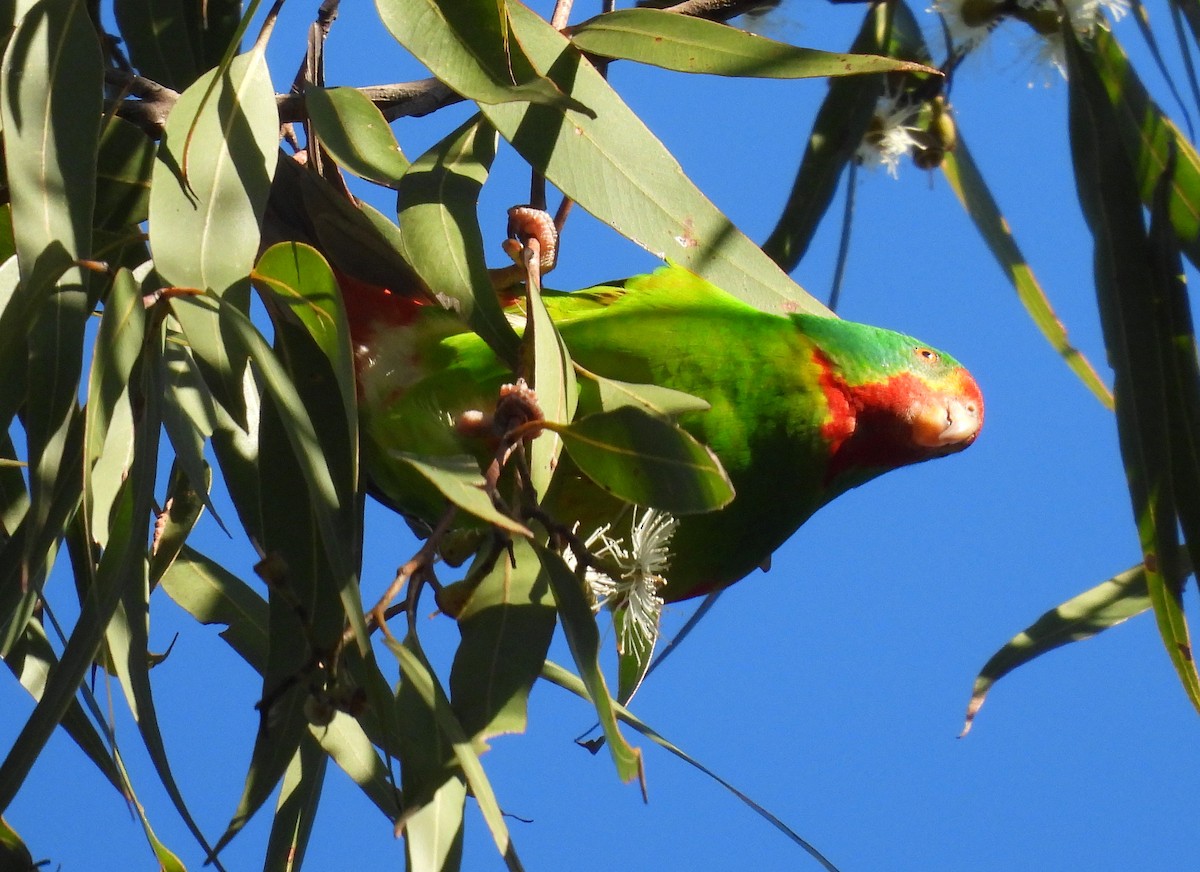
[548,406,734,515]
[449,538,557,740]
[536,545,643,788]
[962,561,1154,736]
[114,0,242,90]
[540,661,841,872]
[941,136,1114,409]
[390,634,522,871]
[264,740,325,872]
[570,8,936,79]
[1066,29,1200,712]
[522,266,577,500]
[762,1,922,272]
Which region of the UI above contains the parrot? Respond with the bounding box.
[341,263,983,605]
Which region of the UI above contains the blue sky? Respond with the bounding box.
[6,2,1200,870]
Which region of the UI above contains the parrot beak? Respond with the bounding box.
[910,375,983,451]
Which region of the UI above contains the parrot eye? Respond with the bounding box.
[914,347,938,364]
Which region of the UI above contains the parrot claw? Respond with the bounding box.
[759,554,772,573]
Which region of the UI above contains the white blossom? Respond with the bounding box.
[856,93,923,179]
[566,508,678,656]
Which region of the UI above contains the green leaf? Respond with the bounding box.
[159,546,269,672]
[482,3,828,317]
[962,561,1154,736]
[576,366,710,418]
[306,716,400,820]
[450,538,557,740]
[1088,27,1200,272]
[375,0,580,110]
[95,116,156,231]
[114,0,241,90]
[395,114,520,365]
[149,48,279,294]
[1066,29,1200,712]
[540,661,842,872]
[4,618,123,795]
[570,8,935,79]
[523,273,577,500]
[253,241,358,447]
[403,775,466,872]
[264,740,325,872]
[536,545,643,787]
[762,2,918,272]
[0,817,34,871]
[391,634,523,871]
[548,406,734,515]
[391,451,532,536]
[941,137,1114,410]
[305,86,409,187]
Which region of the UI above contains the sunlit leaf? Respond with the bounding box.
[149,49,278,294]
[523,270,577,500]
[1066,29,1200,713]
[576,367,710,418]
[548,406,734,515]
[265,740,325,872]
[762,2,918,271]
[570,8,935,79]
[305,86,409,187]
[483,3,828,317]
[391,634,522,870]
[376,0,579,109]
[394,114,519,365]
[942,137,1114,410]
[962,561,1154,736]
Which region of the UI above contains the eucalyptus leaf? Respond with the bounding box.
[962,561,1153,736]
[391,451,532,536]
[548,406,734,515]
[571,8,935,79]
[305,86,409,187]
[483,3,828,317]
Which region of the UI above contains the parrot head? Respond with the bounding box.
[794,314,984,488]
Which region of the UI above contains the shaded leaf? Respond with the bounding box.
[450,538,557,740]
[522,269,577,500]
[536,545,643,787]
[548,406,734,515]
[391,452,532,536]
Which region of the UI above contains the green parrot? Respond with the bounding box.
[342,263,983,605]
